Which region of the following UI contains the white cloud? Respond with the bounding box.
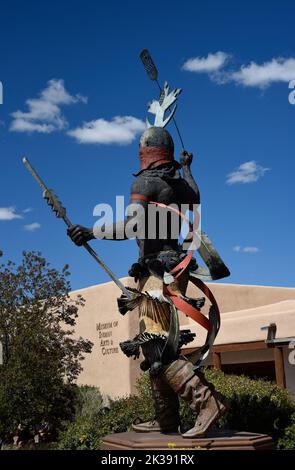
[183,53,295,89]
[230,57,295,88]
[0,207,23,221]
[68,116,146,145]
[182,51,229,73]
[10,79,87,134]
[243,246,259,253]
[226,161,270,185]
[23,207,33,214]
[233,245,259,253]
[23,222,41,232]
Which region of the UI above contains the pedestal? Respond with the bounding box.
[101,429,274,450]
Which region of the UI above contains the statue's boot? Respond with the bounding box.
[132,419,161,433]
[132,374,180,433]
[164,358,226,438]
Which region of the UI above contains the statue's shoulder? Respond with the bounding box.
[131,174,161,198]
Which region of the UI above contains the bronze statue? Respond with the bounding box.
[68,121,230,437]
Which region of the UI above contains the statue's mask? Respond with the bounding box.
[139,127,175,171]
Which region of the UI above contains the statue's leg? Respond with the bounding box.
[132,372,180,433]
[132,338,180,433]
[150,373,180,433]
[130,272,189,434]
[164,358,227,438]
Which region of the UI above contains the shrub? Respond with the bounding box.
[56,393,153,450]
[204,368,295,441]
[55,413,102,450]
[74,385,104,419]
[277,414,295,449]
[56,368,295,449]
[56,385,107,450]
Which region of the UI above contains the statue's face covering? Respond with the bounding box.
[139,127,175,171]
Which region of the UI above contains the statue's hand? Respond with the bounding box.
[67,224,93,246]
[180,150,193,167]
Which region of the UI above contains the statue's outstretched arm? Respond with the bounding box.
[67,179,151,246]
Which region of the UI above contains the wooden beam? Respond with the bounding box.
[274,346,286,388]
[213,341,267,353]
[212,351,222,370]
[182,341,267,356]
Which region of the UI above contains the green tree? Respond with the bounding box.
[0,251,93,438]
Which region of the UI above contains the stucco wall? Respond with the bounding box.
[70,278,140,399]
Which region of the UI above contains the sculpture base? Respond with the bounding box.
[101,429,274,450]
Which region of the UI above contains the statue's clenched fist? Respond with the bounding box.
[180,150,193,167]
[67,225,93,246]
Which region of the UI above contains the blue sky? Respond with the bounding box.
[0,0,294,290]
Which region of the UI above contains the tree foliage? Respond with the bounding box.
[0,251,93,437]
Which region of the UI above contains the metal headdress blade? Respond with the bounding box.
[146,81,182,128]
[140,49,158,81]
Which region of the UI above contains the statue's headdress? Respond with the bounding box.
[139,50,183,172]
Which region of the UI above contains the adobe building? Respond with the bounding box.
[70,278,295,400]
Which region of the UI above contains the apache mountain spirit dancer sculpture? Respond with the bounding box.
[68,50,231,438]
[24,50,230,438]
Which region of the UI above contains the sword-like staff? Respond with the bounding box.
[22,157,133,300]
